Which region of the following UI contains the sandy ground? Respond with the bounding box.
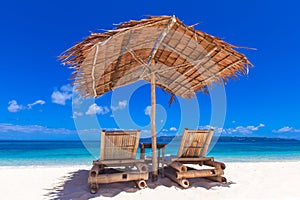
[0,162,300,200]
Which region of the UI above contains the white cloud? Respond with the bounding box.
[197,125,223,133]
[7,100,25,112]
[273,126,300,133]
[144,106,151,116]
[61,84,73,92]
[72,111,83,119]
[0,123,132,136]
[169,127,177,131]
[197,124,265,135]
[8,99,46,112]
[86,103,110,115]
[27,100,45,109]
[225,123,265,134]
[0,123,75,134]
[111,100,127,111]
[51,85,73,105]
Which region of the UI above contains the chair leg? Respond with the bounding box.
[136,180,147,189]
[100,164,104,173]
[90,183,99,194]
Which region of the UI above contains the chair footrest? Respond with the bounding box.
[88,171,149,184]
[93,159,145,166]
[171,157,214,163]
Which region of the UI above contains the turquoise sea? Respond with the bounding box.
[1,137,300,166]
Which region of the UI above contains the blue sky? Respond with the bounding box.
[0,0,299,140]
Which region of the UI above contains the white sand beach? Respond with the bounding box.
[1,162,300,200]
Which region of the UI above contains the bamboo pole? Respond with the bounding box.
[205,176,227,183]
[88,172,149,184]
[170,162,188,172]
[89,165,100,177]
[151,73,158,181]
[89,183,99,194]
[136,163,148,173]
[158,148,161,172]
[100,130,106,160]
[203,160,226,170]
[201,129,214,157]
[93,159,145,166]
[135,180,147,189]
[164,170,189,189]
[161,146,165,178]
[147,18,176,181]
[140,143,145,159]
[176,169,224,179]
[100,164,104,173]
[171,157,214,162]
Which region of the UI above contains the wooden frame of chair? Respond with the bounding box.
[165,128,226,188]
[88,130,149,194]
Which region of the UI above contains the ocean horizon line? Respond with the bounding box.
[0,136,299,142]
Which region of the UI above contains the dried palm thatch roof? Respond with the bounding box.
[59,15,252,99]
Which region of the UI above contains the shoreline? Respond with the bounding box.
[1,159,300,168]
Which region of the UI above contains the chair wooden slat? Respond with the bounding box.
[177,129,214,158]
[100,130,141,160]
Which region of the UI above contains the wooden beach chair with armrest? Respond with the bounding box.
[165,128,226,188]
[88,130,148,194]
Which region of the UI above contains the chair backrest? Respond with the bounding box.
[177,129,214,158]
[100,130,141,160]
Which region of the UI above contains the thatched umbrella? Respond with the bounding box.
[59,15,252,181]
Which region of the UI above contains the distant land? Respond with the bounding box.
[140,136,300,144]
[216,136,300,142]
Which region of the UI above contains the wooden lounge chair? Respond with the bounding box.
[88,130,149,194]
[165,128,226,188]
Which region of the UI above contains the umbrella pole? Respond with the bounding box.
[151,73,158,181]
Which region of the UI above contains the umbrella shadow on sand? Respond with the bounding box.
[45,169,234,200]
